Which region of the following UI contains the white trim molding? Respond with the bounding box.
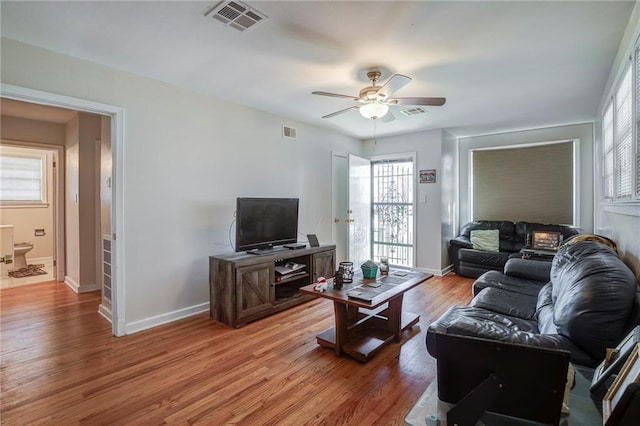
[125,302,210,335]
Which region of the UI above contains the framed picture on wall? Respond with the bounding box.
[420,169,436,183]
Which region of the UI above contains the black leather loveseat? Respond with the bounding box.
[450,220,578,278]
[428,241,640,367]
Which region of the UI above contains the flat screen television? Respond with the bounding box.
[235,197,299,253]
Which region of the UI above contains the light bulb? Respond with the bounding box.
[360,102,389,119]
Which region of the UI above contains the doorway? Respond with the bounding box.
[0,142,62,288]
[370,157,415,267]
[1,83,125,336]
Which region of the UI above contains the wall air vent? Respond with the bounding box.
[283,125,297,139]
[400,107,427,117]
[204,1,267,32]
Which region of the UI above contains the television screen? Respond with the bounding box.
[235,198,299,252]
[532,231,562,251]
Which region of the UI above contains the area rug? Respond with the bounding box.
[8,264,47,278]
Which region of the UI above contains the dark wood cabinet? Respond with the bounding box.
[210,245,336,328]
[235,263,274,321]
[312,250,335,281]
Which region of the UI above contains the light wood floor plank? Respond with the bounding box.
[1,275,472,425]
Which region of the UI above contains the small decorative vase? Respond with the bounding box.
[339,261,354,283]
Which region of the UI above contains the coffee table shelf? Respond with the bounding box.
[316,311,421,362]
[300,269,432,362]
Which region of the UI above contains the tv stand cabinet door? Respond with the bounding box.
[313,250,336,281]
[235,263,275,323]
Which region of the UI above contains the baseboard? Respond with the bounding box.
[29,256,54,266]
[125,302,210,335]
[98,303,112,322]
[64,276,100,293]
[411,266,445,277]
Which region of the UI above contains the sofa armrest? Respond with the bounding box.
[450,236,473,249]
[504,258,551,283]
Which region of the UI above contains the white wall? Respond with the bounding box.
[0,38,361,330]
[458,122,594,232]
[595,3,640,279]
[362,129,446,274]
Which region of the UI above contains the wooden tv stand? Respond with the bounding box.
[209,245,336,328]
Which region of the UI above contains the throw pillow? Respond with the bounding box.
[470,229,500,252]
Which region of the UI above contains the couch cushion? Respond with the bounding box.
[457,248,511,269]
[550,241,639,362]
[426,305,595,365]
[461,220,517,252]
[473,270,547,297]
[471,287,537,320]
[503,258,552,282]
[470,229,500,252]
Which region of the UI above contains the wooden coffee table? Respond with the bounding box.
[300,269,433,362]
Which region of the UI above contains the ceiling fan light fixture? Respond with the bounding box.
[360,102,389,119]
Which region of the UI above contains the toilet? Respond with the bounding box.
[13,242,34,269]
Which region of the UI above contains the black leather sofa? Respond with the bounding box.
[450,220,579,278]
[428,241,640,367]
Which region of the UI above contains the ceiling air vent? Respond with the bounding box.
[400,107,427,117]
[204,1,267,32]
[283,125,297,139]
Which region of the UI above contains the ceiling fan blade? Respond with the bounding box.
[377,74,412,99]
[387,97,446,106]
[321,105,359,119]
[312,91,359,101]
[380,111,395,123]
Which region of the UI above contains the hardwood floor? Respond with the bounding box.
[0,274,473,425]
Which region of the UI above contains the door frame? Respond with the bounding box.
[1,83,126,337]
[369,152,417,267]
[0,140,64,281]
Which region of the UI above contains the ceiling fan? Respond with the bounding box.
[312,71,446,121]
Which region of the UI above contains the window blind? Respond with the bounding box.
[636,45,640,197]
[603,103,614,199]
[0,155,43,202]
[472,141,574,225]
[614,66,633,198]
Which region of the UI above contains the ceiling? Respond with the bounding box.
[0,1,634,139]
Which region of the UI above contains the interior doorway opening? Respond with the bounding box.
[1,83,125,336]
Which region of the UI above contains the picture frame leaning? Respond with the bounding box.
[602,342,640,425]
[591,325,640,392]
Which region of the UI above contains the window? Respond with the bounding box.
[472,141,576,225]
[602,40,640,204]
[0,146,48,207]
[603,103,614,199]
[371,159,414,267]
[637,45,640,198]
[614,65,633,199]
